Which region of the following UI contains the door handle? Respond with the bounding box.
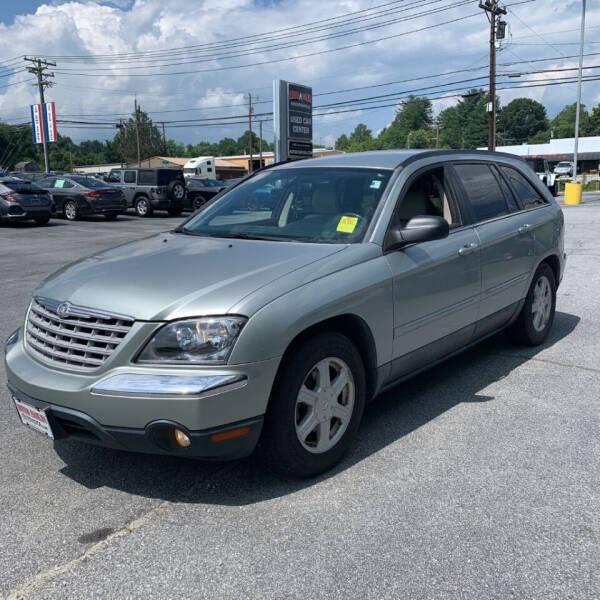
[458,242,478,256]
[518,224,532,234]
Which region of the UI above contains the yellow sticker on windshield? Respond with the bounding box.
[337,215,359,233]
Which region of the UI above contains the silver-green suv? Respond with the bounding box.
[5,150,565,476]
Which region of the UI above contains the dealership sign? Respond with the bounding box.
[273,80,313,162]
[30,102,58,145]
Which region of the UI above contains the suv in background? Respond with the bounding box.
[553,161,574,177]
[106,168,186,217]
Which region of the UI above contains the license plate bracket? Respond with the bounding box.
[13,397,54,439]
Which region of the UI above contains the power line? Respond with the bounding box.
[52,11,481,78]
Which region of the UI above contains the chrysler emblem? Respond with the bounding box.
[57,302,72,317]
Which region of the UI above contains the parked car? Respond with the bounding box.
[37,175,126,221]
[0,177,54,225]
[106,168,186,217]
[5,150,565,477]
[184,177,228,210]
[553,161,574,177]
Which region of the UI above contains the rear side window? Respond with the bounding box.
[454,163,508,223]
[138,170,155,185]
[123,171,136,184]
[492,166,520,212]
[157,170,181,186]
[499,166,546,209]
[2,180,43,192]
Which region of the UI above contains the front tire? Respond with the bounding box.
[509,262,556,346]
[260,333,366,477]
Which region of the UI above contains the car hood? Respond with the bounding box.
[36,232,346,321]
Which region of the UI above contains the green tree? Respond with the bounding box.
[113,105,163,164]
[335,133,350,151]
[497,98,548,144]
[349,123,372,145]
[590,103,600,135]
[0,123,39,170]
[438,89,489,149]
[379,95,433,149]
[551,103,593,138]
[407,128,436,149]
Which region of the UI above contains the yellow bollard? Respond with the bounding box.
[564,182,582,205]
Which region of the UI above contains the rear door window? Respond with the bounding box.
[138,170,155,185]
[123,171,136,184]
[453,163,509,223]
[157,170,180,186]
[499,166,547,209]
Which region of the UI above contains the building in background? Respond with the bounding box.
[484,136,600,173]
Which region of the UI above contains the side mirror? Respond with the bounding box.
[386,215,450,251]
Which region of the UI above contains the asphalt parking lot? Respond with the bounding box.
[1,198,599,600]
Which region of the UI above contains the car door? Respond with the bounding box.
[122,170,137,206]
[51,177,76,213]
[385,162,481,379]
[452,162,535,335]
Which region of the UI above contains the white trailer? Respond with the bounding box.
[183,156,216,179]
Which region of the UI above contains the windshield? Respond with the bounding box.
[181,167,392,243]
[557,162,570,167]
[71,176,107,189]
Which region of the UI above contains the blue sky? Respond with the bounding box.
[0,0,598,147]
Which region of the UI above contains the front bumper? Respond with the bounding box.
[5,327,280,457]
[9,384,263,459]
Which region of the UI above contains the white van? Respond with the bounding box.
[183,156,216,180]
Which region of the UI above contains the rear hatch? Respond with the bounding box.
[1,181,51,210]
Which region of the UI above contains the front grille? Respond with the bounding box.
[25,297,134,372]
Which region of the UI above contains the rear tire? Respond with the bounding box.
[135,196,153,217]
[63,200,78,221]
[34,216,50,225]
[259,332,366,477]
[508,262,556,346]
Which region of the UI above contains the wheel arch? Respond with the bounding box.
[276,313,379,402]
[541,253,561,288]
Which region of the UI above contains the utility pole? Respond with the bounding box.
[117,119,124,167]
[24,57,55,173]
[479,1,506,151]
[161,121,167,155]
[573,0,587,182]
[259,120,263,167]
[134,98,141,167]
[248,92,253,174]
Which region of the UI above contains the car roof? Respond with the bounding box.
[272,149,526,171]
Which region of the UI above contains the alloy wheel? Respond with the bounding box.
[531,275,552,332]
[294,357,355,454]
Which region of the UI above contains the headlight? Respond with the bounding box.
[137,317,246,364]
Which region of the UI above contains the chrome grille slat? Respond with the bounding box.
[26,324,115,356]
[25,298,134,372]
[30,303,131,333]
[28,312,126,345]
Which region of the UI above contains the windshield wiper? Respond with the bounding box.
[210,232,287,242]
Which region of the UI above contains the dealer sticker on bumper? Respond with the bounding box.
[13,398,54,439]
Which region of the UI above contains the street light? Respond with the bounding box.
[573,0,587,183]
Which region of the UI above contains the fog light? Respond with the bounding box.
[173,428,191,448]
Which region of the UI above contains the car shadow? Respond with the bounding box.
[1,220,68,228]
[55,311,580,504]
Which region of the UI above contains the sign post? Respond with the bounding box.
[273,80,313,163]
[30,102,58,171]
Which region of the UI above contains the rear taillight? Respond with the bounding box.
[84,191,101,198]
[1,193,18,203]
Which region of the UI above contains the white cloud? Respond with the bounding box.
[0,0,598,145]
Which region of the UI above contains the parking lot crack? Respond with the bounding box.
[4,501,172,600]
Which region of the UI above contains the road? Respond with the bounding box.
[1,199,599,600]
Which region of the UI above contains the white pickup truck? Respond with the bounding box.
[524,157,558,196]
